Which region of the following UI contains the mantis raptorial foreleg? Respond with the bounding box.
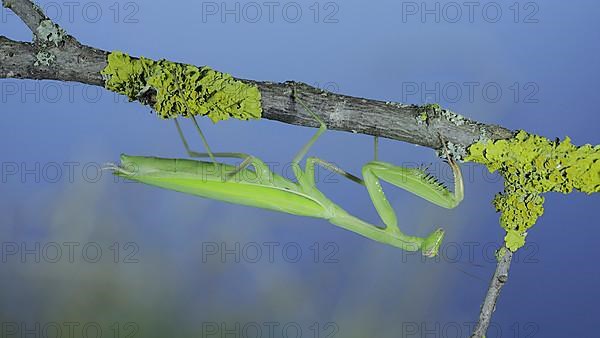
[293,100,463,254]
[291,97,462,237]
[360,134,464,234]
[361,159,463,234]
[294,99,463,232]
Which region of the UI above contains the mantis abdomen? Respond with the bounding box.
[116,155,330,219]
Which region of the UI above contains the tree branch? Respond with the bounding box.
[1,0,514,153]
[471,248,513,338]
[1,1,516,336]
[2,0,47,34]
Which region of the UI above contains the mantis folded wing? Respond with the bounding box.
[110,100,463,257]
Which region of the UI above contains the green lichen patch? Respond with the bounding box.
[418,103,468,127]
[440,108,467,126]
[100,51,262,122]
[417,103,441,126]
[467,131,600,251]
[446,141,468,162]
[34,51,55,66]
[495,246,509,262]
[416,111,428,126]
[35,20,66,47]
[477,127,491,144]
[421,103,441,112]
[435,141,468,163]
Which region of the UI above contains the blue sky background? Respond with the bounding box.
[1,0,599,337]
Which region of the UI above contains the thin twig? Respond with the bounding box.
[471,248,513,337]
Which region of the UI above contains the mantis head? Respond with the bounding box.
[103,154,140,177]
[421,228,445,257]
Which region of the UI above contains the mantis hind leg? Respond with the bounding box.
[304,157,364,187]
[289,100,366,190]
[291,98,327,165]
[172,121,272,183]
[286,97,329,185]
[174,119,274,182]
[174,118,216,164]
[170,63,217,164]
[373,136,379,161]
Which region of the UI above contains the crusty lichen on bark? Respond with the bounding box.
[467,131,600,251]
[100,51,262,122]
[35,19,66,47]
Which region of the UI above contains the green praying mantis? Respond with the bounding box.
[108,99,464,257]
